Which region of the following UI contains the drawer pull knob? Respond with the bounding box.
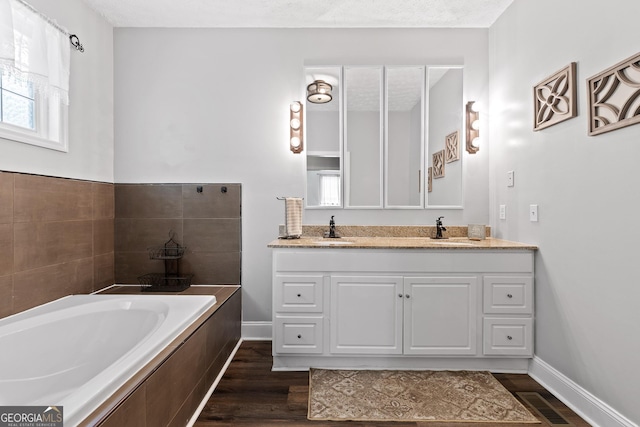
[297,293,301,297]
[405,294,410,299]
[398,293,403,298]
[507,335,513,340]
[297,334,302,339]
[507,293,513,298]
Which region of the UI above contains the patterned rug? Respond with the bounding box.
[308,369,540,423]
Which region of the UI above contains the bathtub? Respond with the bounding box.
[0,294,217,426]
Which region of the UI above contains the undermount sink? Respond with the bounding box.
[429,240,476,246]
[312,240,353,246]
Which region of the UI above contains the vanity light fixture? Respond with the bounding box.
[290,101,304,154]
[466,101,480,154]
[307,80,333,104]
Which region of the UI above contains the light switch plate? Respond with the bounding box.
[530,204,538,222]
[507,171,514,187]
[499,205,506,220]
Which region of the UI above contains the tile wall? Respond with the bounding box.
[0,171,115,318]
[114,184,241,285]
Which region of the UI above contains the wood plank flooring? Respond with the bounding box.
[195,341,590,426]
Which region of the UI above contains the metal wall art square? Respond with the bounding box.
[533,62,577,131]
[445,130,460,163]
[432,150,445,179]
[587,52,640,136]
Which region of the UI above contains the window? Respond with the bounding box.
[0,0,70,152]
[0,72,68,151]
[319,173,341,206]
[1,72,35,130]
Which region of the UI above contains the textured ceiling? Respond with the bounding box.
[81,0,513,28]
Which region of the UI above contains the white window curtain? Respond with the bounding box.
[0,0,70,105]
[320,174,341,206]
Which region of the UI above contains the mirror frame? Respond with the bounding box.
[303,65,465,211]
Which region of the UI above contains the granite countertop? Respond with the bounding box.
[268,236,537,250]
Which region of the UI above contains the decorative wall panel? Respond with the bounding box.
[587,52,640,136]
[432,150,445,179]
[533,63,577,131]
[445,131,460,163]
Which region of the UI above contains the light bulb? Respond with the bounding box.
[290,118,300,130]
[290,102,301,113]
[469,101,480,113]
[471,120,480,130]
[290,136,301,148]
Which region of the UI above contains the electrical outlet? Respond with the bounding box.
[499,205,506,220]
[507,171,514,187]
[529,204,538,222]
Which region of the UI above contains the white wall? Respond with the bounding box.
[0,0,113,182]
[114,28,490,323]
[489,0,640,424]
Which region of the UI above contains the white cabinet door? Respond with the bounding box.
[404,277,478,355]
[330,276,403,354]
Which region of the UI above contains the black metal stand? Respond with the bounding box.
[138,231,193,292]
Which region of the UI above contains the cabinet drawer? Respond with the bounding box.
[483,318,533,356]
[274,316,323,354]
[274,275,323,313]
[483,276,533,314]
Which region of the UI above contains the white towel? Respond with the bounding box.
[285,197,303,238]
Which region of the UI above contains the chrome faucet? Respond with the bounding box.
[435,216,447,239]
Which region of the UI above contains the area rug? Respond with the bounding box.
[308,369,540,423]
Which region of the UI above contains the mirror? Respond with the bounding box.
[426,67,463,208]
[305,67,342,208]
[385,66,424,208]
[344,67,383,208]
[304,65,464,210]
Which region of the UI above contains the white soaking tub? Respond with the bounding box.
[0,294,217,426]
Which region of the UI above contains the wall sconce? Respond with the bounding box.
[466,101,480,154]
[290,101,303,154]
[307,80,332,104]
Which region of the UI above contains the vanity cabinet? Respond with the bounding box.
[271,247,535,371]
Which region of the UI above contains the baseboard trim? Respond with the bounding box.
[242,321,272,340]
[528,356,637,427]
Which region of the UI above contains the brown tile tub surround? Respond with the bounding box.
[114,184,241,285]
[0,171,115,318]
[91,285,241,427]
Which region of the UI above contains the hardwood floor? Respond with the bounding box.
[195,341,590,426]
